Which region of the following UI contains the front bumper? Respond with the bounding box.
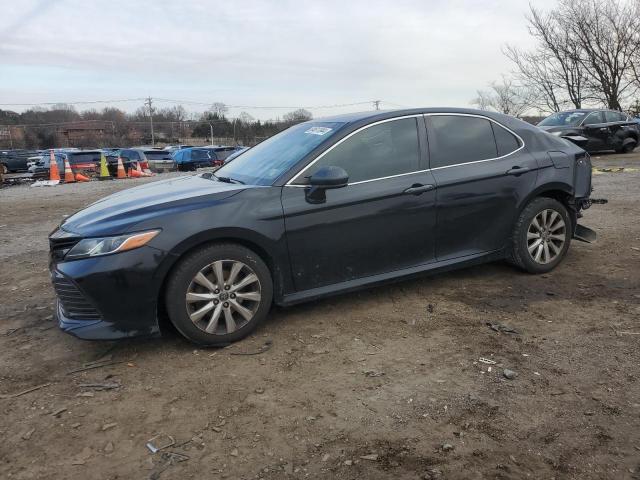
[50,245,166,340]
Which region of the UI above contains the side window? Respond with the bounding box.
[583,112,604,125]
[491,123,521,157]
[604,111,620,123]
[429,115,497,168]
[120,150,130,161]
[298,117,420,184]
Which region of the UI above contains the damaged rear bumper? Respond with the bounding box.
[573,224,597,243]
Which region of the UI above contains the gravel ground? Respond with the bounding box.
[0,154,639,480]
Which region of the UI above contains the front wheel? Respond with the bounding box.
[508,197,572,274]
[165,243,273,346]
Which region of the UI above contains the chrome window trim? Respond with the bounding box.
[284,112,526,187]
[285,114,423,187]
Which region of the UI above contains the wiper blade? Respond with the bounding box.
[214,174,245,185]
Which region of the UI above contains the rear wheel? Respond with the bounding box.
[165,243,273,346]
[508,197,572,274]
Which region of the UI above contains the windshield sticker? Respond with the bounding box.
[305,127,332,136]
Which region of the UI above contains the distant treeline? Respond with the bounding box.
[0,105,314,149]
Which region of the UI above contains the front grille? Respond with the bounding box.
[52,271,102,321]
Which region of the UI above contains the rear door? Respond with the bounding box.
[425,114,537,260]
[281,116,438,291]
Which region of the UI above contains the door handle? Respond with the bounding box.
[403,184,435,195]
[506,166,530,176]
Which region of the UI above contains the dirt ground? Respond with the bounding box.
[0,153,639,480]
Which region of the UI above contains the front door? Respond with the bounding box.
[281,116,437,292]
[581,111,609,151]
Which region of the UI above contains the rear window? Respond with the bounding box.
[144,151,172,160]
[212,149,235,160]
[192,150,211,160]
[69,152,100,164]
[491,123,521,157]
[428,115,497,168]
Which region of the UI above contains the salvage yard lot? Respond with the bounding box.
[1,154,639,480]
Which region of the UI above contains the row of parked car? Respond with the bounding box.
[0,145,249,177]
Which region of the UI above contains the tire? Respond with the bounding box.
[508,197,572,274]
[165,243,273,346]
[622,141,637,153]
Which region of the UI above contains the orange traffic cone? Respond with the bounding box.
[75,172,91,182]
[63,158,76,183]
[49,150,60,182]
[116,156,127,179]
[135,161,151,177]
[129,164,142,178]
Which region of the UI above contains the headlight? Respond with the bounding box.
[66,230,160,259]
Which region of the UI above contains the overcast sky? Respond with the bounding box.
[0,0,557,120]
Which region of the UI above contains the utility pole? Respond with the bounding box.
[145,96,155,147]
[373,100,381,110]
[209,123,214,145]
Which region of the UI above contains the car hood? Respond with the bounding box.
[538,125,577,133]
[61,175,246,236]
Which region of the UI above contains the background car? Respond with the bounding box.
[29,150,102,178]
[1,149,41,174]
[163,144,194,153]
[111,148,153,175]
[222,146,250,164]
[172,147,217,171]
[139,149,175,172]
[538,109,638,153]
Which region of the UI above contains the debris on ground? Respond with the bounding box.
[503,369,518,380]
[78,382,121,391]
[101,423,118,431]
[360,453,379,461]
[478,357,497,365]
[486,322,519,334]
[229,339,273,356]
[441,443,454,452]
[146,434,176,453]
[363,369,385,377]
[67,360,124,375]
[0,382,52,399]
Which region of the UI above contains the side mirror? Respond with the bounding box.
[305,166,348,204]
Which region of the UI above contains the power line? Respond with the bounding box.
[0,98,146,107]
[0,98,378,110]
[154,98,377,110]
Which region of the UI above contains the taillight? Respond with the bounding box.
[140,161,149,169]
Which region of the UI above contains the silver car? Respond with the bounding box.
[126,148,175,173]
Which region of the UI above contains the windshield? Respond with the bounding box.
[538,111,587,127]
[214,121,345,185]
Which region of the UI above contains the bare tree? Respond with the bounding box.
[208,102,228,117]
[504,5,587,111]
[562,0,640,110]
[283,108,313,123]
[473,77,533,117]
[237,111,255,124]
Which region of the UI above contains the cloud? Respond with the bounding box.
[0,0,557,119]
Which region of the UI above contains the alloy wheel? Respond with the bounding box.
[527,209,566,265]
[185,260,261,335]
